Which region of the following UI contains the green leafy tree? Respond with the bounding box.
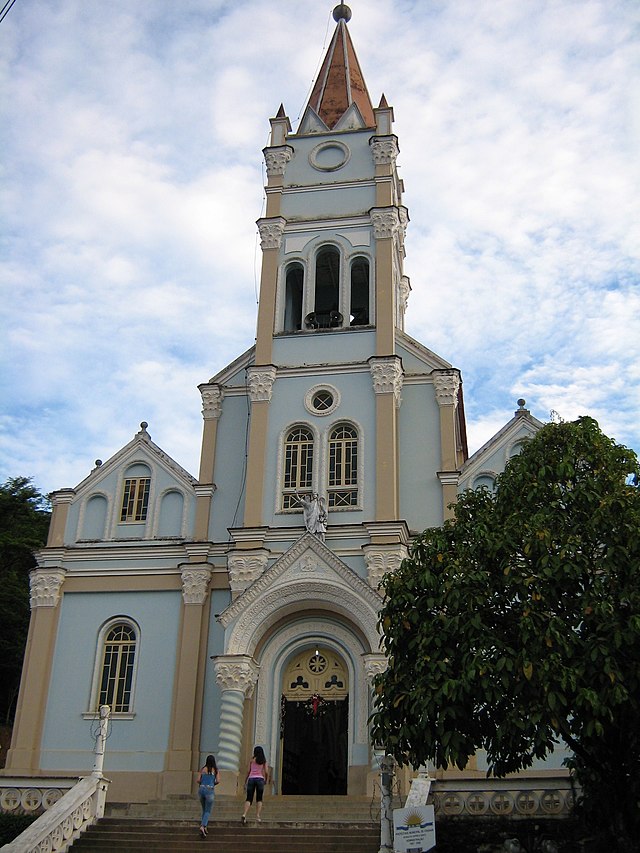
[371,417,640,849]
[0,477,51,724]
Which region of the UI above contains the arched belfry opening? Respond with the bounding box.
[280,645,349,795]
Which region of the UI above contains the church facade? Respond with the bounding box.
[5,5,563,810]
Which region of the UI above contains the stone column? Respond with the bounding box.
[364,654,388,775]
[162,567,213,795]
[213,656,259,791]
[369,356,404,521]
[243,365,277,530]
[5,568,66,772]
[433,369,462,520]
[195,383,223,540]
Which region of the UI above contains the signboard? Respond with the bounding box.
[393,804,436,852]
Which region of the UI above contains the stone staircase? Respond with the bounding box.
[69,795,383,852]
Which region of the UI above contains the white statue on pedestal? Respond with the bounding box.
[295,492,328,540]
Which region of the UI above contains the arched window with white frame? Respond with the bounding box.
[349,256,370,326]
[94,620,139,714]
[284,262,304,332]
[306,246,342,329]
[282,425,315,509]
[328,423,359,508]
[120,463,151,523]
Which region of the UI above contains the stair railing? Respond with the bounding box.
[0,706,111,853]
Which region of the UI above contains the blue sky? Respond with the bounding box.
[1,0,639,495]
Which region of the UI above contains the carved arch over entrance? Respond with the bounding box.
[220,534,383,657]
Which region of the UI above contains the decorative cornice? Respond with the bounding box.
[263,145,294,176]
[213,655,260,697]
[370,135,399,166]
[257,216,286,250]
[432,369,461,407]
[180,566,212,604]
[370,207,401,240]
[369,356,404,407]
[29,568,66,608]
[199,383,224,419]
[437,471,461,487]
[247,365,277,402]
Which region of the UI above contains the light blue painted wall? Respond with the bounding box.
[273,329,375,366]
[398,382,443,532]
[260,369,377,526]
[284,130,376,188]
[40,590,181,773]
[209,394,251,541]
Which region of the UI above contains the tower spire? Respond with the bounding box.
[303,4,375,131]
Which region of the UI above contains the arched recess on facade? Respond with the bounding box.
[250,612,373,789]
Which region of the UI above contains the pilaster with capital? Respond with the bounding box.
[247,365,277,402]
[263,146,293,177]
[432,369,461,408]
[369,357,404,408]
[257,217,286,250]
[213,656,260,772]
[370,207,402,240]
[29,568,66,609]
[432,369,463,514]
[199,383,224,420]
[370,136,399,167]
[180,567,212,605]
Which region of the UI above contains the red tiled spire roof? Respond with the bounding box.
[306,9,375,130]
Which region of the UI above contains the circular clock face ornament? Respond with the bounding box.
[309,141,351,172]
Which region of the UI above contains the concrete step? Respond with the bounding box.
[70,818,381,852]
[112,793,384,823]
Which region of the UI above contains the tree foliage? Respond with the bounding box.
[0,477,51,724]
[371,417,640,847]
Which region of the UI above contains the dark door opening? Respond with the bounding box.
[281,697,348,795]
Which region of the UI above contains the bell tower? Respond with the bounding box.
[243,2,413,532]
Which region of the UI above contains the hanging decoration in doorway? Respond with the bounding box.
[305,692,329,717]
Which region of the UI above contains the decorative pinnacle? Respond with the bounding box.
[333,3,352,22]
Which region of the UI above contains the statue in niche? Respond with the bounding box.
[295,492,328,541]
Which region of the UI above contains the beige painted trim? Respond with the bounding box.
[255,248,280,365]
[439,405,458,472]
[198,416,219,484]
[375,169,394,206]
[375,238,395,355]
[442,482,458,521]
[5,605,62,772]
[375,393,399,520]
[161,591,212,796]
[63,575,182,593]
[47,492,74,547]
[243,401,271,528]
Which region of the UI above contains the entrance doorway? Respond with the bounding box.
[281,697,348,794]
[280,647,349,795]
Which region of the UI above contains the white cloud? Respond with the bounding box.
[1,0,638,495]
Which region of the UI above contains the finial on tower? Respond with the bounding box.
[333,3,352,22]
